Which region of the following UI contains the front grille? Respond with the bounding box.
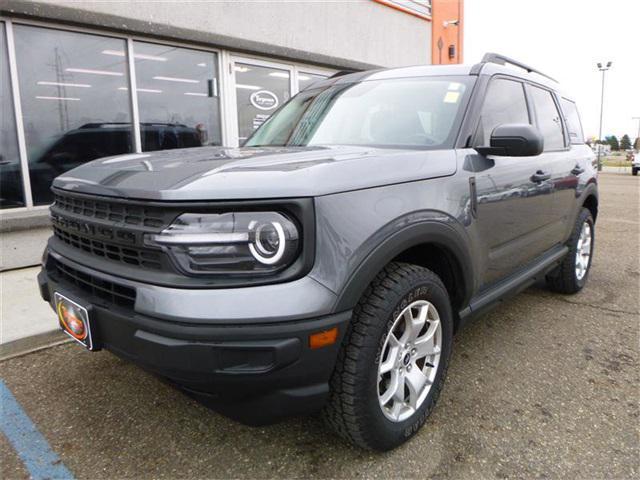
[53,191,166,228]
[53,225,163,270]
[50,190,177,273]
[49,257,136,308]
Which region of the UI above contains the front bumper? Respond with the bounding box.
[38,250,350,425]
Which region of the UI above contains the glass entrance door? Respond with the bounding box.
[232,60,291,145]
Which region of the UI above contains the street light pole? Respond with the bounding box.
[632,116,640,148]
[596,61,612,171]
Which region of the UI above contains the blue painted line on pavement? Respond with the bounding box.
[0,380,74,479]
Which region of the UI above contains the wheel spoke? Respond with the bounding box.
[379,340,400,375]
[390,400,403,420]
[408,304,428,343]
[405,367,429,409]
[380,369,401,405]
[414,320,440,358]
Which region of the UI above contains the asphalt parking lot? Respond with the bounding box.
[1,173,638,480]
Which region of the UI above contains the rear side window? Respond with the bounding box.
[476,78,530,146]
[530,86,565,150]
[560,98,585,144]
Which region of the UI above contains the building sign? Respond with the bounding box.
[252,113,270,130]
[250,90,279,111]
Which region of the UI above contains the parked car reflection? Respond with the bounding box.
[22,122,203,204]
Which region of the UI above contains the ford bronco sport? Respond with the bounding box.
[38,53,598,451]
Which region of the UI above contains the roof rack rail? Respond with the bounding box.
[470,52,558,83]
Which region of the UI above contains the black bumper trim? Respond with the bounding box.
[38,268,351,424]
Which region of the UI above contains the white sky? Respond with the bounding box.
[464,0,640,141]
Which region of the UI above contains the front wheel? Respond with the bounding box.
[323,262,453,451]
[546,208,595,294]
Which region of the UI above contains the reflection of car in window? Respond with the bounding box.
[28,122,203,204]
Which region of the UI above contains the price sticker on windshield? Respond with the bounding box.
[443,91,460,103]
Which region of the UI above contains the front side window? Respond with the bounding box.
[476,78,529,146]
[13,25,133,205]
[530,86,565,151]
[1,22,25,209]
[133,42,222,151]
[246,76,474,149]
[560,98,585,145]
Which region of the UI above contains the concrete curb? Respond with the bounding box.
[0,330,71,362]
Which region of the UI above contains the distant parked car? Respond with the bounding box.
[631,152,639,176]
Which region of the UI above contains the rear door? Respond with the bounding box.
[556,97,592,238]
[527,86,581,245]
[471,77,557,286]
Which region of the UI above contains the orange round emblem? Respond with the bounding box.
[57,302,87,340]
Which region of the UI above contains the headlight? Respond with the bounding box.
[145,212,300,275]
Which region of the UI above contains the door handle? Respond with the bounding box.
[531,170,551,183]
[571,165,585,175]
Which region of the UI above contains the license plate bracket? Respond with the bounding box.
[54,292,98,351]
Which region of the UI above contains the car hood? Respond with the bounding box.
[52,145,456,200]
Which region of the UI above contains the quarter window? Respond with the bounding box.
[530,86,565,151]
[560,98,585,145]
[476,79,529,146]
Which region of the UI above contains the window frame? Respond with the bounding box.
[524,82,570,152]
[2,20,33,209]
[559,97,585,145]
[470,74,533,148]
[0,15,336,210]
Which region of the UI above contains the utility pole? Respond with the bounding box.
[596,61,612,171]
[633,117,640,148]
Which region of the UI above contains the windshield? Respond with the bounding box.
[245,76,474,149]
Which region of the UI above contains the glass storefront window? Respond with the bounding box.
[13,25,133,205]
[1,23,26,209]
[298,72,327,91]
[234,63,290,143]
[133,42,221,151]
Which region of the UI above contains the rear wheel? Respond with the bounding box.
[323,262,453,451]
[632,168,638,176]
[546,208,594,294]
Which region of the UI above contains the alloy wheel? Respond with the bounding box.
[377,300,442,422]
[575,221,592,281]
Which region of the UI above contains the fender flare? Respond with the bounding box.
[578,181,599,219]
[332,220,475,313]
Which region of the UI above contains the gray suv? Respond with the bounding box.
[38,53,598,451]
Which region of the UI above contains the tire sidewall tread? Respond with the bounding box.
[323,262,453,451]
[547,208,595,294]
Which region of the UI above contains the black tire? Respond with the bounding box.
[546,208,594,294]
[322,262,453,451]
[632,168,638,176]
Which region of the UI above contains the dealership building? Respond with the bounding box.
[0,0,463,269]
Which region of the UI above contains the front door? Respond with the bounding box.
[471,77,557,287]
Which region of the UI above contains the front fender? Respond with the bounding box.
[331,214,475,313]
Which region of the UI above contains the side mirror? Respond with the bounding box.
[475,123,544,157]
